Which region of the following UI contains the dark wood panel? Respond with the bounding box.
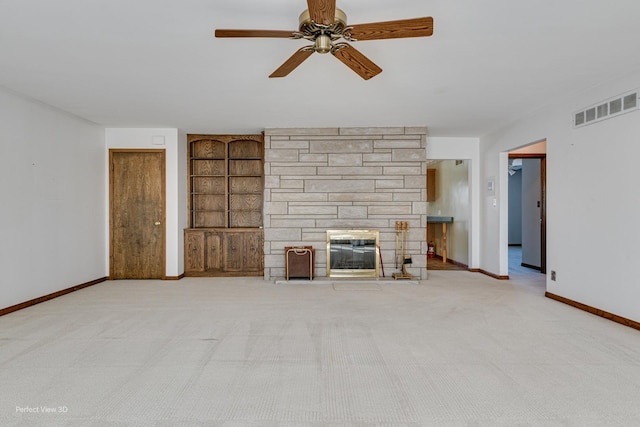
[229,176,262,193]
[230,194,262,211]
[229,159,263,176]
[191,139,225,158]
[224,232,244,272]
[192,177,225,194]
[243,232,264,271]
[192,159,225,176]
[110,150,165,279]
[193,195,226,211]
[205,232,222,270]
[184,230,205,272]
[230,210,262,228]
[193,211,226,228]
[229,139,262,158]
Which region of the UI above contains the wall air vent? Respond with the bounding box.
[573,89,639,128]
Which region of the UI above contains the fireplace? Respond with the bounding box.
[326,230,379,278]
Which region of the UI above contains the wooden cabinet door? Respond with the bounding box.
[243,231,263,272]
[223,230,263,272]
[205,232,222,271]
[223,232,244,272]
[184,230,205,272]
[185,229,263,276]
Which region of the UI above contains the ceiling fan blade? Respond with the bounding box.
[306,0,336,25]
[215,29,296,38]
[269,47,315,78]
[332,44,382,80]
[348,17,433,41]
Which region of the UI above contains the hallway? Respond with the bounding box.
[509,245,544,275]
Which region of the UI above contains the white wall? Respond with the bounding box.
[481,70,640,322]
[177,129,188,274]
[0,87,106,309]
[427,137,480,269]
[105,128,187,278]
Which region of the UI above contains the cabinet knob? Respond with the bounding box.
[154,221,161,225]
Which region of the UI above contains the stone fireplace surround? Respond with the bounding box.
[263,127,428,280]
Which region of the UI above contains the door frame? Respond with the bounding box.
[109,149,167,279]
[508,153,546,274]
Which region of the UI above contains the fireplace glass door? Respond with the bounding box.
[326,230,379,278]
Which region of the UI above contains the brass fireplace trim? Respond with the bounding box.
[326,229,380,278]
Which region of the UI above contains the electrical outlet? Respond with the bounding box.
[551,271,556,281]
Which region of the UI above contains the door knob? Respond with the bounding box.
[154,221,161,225]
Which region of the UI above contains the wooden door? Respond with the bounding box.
[110,150,166,279]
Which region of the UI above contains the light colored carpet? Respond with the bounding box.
[2,271,640,426]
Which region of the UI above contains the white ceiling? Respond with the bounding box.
[2,0,640,136]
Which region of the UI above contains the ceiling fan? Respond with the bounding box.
[215,0,434,80]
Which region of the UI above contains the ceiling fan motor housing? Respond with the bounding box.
[298,8,347,54]
[298,8,347,30]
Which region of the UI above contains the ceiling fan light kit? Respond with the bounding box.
[215,0,433,80]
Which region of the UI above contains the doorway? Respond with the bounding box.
[109,149,166,279]
[507,141,546,276]
[426,159,471,271]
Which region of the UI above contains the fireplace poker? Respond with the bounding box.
[378,245,385,277]
[394,221,399,269]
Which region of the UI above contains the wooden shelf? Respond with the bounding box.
[185,134,264,276]
[187,135,263,229]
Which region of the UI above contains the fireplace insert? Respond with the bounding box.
[326,230,379,278]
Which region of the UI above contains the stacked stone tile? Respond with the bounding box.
[263,127,428,280]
